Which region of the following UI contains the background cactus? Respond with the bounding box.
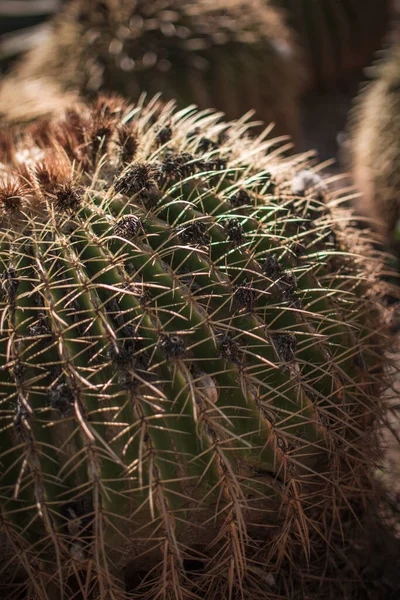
[0,0,305,142]
[274,0,391,91]
[0,94,393,599]
[346,41,400,258]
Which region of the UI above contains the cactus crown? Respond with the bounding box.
[0,95,392,599]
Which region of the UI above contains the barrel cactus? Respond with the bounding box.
[274,0,390,91]
[0,0,304,141]
[0,94,392,599]
[346,41,400,259]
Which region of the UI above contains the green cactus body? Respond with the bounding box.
[274,0,390,90]
[0,95,391,599]
[0,0,305,142]
[347,42,400,258]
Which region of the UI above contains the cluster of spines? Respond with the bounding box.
[0,95,390,599]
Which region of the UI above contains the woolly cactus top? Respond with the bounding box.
[0,95,392,599]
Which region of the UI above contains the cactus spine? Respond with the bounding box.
[0,0,304,142]
[0,94,392,599]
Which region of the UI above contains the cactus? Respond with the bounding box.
[346,42,400,258]
[0,94,392,600]
[0,0,305,142]
[274,0,390,91]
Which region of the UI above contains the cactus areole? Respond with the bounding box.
[0,96,390,599]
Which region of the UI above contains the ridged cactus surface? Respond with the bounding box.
[0,0,304,141]
[274,0,390,90]
[0,95,391,599]
[347,42,400,257]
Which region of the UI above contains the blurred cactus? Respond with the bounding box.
[0,0,305,141]
[0,93,393,599]
[346,42,400,258]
